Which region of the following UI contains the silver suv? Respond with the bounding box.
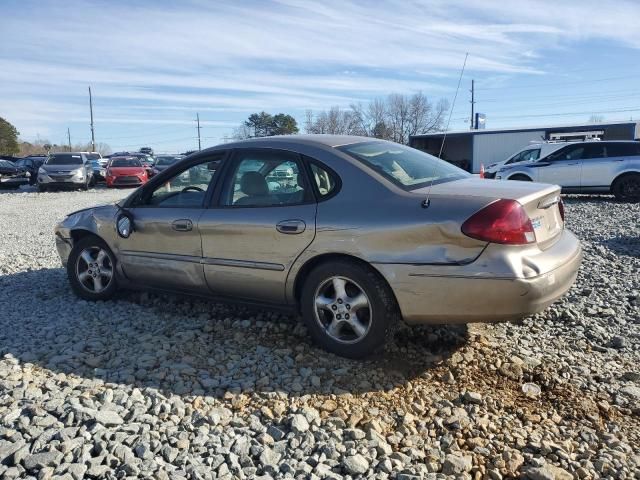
[495,141,640,201]
[37,152,95,192]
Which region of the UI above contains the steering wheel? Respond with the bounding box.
[181,186,204,193]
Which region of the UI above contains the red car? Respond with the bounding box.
[106,157,149,188]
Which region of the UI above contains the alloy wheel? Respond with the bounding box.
[75,246,114,293]
[313,276,372,344]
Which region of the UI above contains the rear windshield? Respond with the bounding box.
[47,154,83,165]
[338,141,469,190]
[0,160,14,168]
[111,158,142,167]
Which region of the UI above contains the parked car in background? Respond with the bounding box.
[89,159,107,182]
[105,157,149,188]
[54,135,581,358]
[496,140,640,201]
[484,142,566,178]
[151,154,184,175]
[140,147,154,156]
[0,159,30,188]
[13,155,47,184]
[37,152,94,192]
[0,155,21,163]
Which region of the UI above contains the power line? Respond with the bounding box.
[484,106,640,120]
[475,74,640,91]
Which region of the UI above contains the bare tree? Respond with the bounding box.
[349,92,448,144]
[589,114,605,123]
[305,107,363,135]
[232,124,252,140]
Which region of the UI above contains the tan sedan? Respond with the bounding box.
[55,135,582,358]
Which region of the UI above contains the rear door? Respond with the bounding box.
[535,144,583,188]
[198,149,316,304]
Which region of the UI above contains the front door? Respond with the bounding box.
[535,144,583,188]
[199,149,316,304]
[118,154,224,293]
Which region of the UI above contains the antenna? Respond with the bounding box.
[423,53,468,208]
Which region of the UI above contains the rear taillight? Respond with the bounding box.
[558,198,565,222]
[461,199,536,245]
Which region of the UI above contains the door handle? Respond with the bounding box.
[171,219,193,232]
[276,220,306,234]
[566,162,580,165]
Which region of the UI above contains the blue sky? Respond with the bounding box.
[1,0,639,153]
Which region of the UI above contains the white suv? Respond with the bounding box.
[496,141,640,202]
[484,142,565,178]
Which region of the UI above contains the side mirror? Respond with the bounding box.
[116,212,134,238]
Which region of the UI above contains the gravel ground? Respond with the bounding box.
[0,187,639,480]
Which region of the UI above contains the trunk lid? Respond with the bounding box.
[414,178,564,248]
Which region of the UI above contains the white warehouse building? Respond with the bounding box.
[409,121,640,173]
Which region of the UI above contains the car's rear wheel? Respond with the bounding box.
[67,236,118,301]
[37,185,46,193]
[612,173,640,202]
[509,174,532,181]
[300,260,399,358]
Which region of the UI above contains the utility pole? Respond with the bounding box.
[195,113,202,151]
[469,79,475,130]
[67,128,72,151]
[88,86,96,151]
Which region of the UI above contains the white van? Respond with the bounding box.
[484,143,566,178]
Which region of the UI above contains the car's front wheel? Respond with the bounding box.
[67,236,118,301]
[300,260,400,359]
[612,173,640,202]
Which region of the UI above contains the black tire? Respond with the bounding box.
[37,185,47,193]
[509,174,532,181]
[82,179,89,191]
[67,235,118,301]
[612,173,640,202]
[300,259,400,359]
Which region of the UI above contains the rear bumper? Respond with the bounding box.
[376,229,582,325]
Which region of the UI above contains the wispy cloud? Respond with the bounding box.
[1,0,639,149]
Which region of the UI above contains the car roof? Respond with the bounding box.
[215,134,374,150]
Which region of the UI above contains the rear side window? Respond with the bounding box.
[309,162,337,197]
[606,143,640,157]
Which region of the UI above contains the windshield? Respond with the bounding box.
[0,160,14,168]
[156,156,180,166]
[86,153,101,160]
[111,158,142,167]
[47,154,83,165]
[338,141,469,190]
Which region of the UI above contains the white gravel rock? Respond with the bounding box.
[0,189,638,478]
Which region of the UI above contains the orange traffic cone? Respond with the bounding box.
[479,163,485,179]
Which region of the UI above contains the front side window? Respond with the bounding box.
[520,149,541,161]
[338,141,468,190]
[547,145,585,161]
[224,150,307,207]
[138,155,223,208]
